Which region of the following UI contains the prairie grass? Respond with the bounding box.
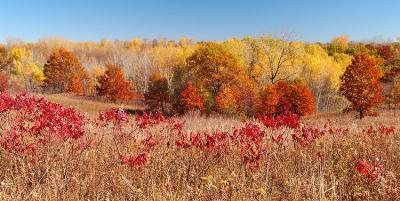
[0,94,399,200]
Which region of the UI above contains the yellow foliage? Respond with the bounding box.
[10,48,44,89]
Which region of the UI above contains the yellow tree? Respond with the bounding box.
[328,35,349,54]
[10,48,45,90]
[250,35,305,84]
[300,44,352,111]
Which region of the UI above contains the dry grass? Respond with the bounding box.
[0,95,399,200]
[34,93,143,117]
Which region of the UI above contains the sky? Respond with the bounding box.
[1,0,400,43]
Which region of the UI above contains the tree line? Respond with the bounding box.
[0,35,399,118]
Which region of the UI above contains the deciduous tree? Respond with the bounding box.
[97,64,136,102]
[179,82,204,112]
[43,48,87,94]
[0,46,10,92]
[9,48,44,90]
[251,34,304,84]
[340,54,383,118]
[216,85,238,115]
[187,42,244,97]
[260,81,316,116]
[144,72,170,112]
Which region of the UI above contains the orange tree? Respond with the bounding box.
[260,84,282,116]
[43,48,87,94]
[144,72,170,112]
[260,80,316,116]
[0,46,10,92]
[179,82,204,113]
[185,42,245,112]
[216,85,238,115]
[97,64,136,102]
[0,72,8,92]
[340,54,383,118]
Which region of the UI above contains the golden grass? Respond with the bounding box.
[34,93,143,117]
[0,95,399,200]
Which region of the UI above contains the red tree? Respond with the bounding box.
[260,81,316,116]
[340,54,383,119]
[97,64,136,102]
[179,82,205,112]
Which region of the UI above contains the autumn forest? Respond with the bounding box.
[1,35,398,117]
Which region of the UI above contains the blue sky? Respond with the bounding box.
[1,0,400,43]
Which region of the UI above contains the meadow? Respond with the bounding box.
[0,93,399,201]
[1,34,400,201]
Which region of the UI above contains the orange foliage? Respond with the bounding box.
[186,42,243,96]
[145,72,170,112]
[233,79,261,116]
[216,85,238,114]
[260,81,316,116]
[179,82,205,112]
[43,48,87,94]
[0,71,8,92]
[0,46,9,92]
[97,64,136,102]
[0,46,9,70]
[340,54,383,118]
[260,84,282,116]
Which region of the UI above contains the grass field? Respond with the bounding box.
[0,94,399,200]
[35,93,143,117]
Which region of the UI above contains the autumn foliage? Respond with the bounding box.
[186,42,244,99]
[0,72,8,92]
[179,82,204,112]
[43,48,87,94]
[144,72,170,112]
[97,64,136,102]
[216,85,238,115]
[0,46,9,92]
[340,54,384,118]
[260,81,316,116]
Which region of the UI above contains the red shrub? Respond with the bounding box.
[354,159,383,181]
[120,153,149,170]
[258,113,301,129]
[0,93,86,156]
